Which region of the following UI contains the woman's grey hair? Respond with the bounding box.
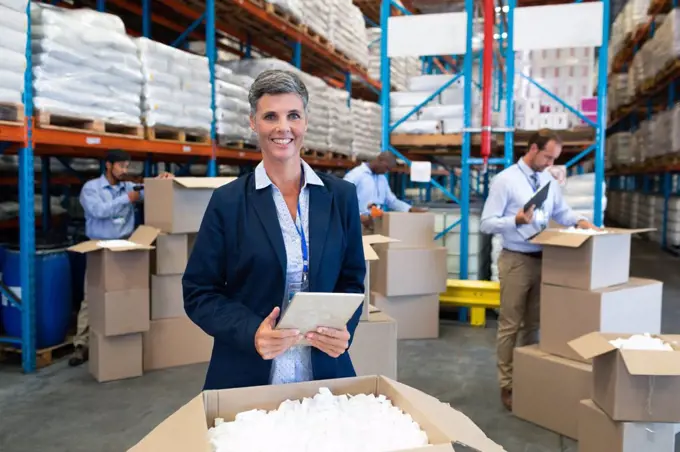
[248,69,309,116]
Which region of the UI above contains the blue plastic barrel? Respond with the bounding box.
[2,243,72,349]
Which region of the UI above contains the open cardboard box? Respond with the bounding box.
[129,376,506,452]
[569,332,680,422]
[531,227,653,290]
[361,234,400,320]
[144,177,236,234]
[68,225,160,292]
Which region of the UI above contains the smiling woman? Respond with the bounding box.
[182,69,368,390]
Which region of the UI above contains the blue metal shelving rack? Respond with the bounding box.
[378,0,611,289]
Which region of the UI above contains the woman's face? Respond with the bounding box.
[250,93,307,162]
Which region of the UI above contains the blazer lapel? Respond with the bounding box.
[309,184,332,290]
[250,180,287,275]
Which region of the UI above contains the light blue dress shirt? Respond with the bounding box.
[343,162,411,214]
[79,174,142,240]
[480,159,584,253]
[255,160,324,385]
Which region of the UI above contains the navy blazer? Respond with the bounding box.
[182,169,367,390]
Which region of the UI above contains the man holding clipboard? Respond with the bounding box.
[479,129,598,412]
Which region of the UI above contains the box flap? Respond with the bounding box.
[362,234,400,261]
[67,240,101,254]
[530,229,594,248]
[173,177,236,189]
[568,332,618,359]
[383,378,506,452]
[619,349,680,376]
[129,225,161,246]
[128,394,210,452]
[601,227,655,234]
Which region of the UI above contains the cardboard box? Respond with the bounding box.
[349,311,398,380]
[512,345,592,439]
[152,233,196,275]
[68,226,159,292]
[361,234,400,321]
[569,332,680,422]
[128,376,506,452]
[89,332,143,383]
[578,399,676,452]
[151,275,185,320]
[531,228,652,290]
[371,247,447,297]
[540,278,663,363]
[372,292,439,339]
[143,316,213,371]
[89,288,150,336]
[373,212,435,249]
[144,177,235,234]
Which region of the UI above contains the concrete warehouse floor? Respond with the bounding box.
[0,239,679,452]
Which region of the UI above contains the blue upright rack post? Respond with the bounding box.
[206,0,217,177]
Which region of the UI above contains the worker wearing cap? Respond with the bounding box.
[344,152,426,231]
[479,129,598,411]
[69,150,171,366]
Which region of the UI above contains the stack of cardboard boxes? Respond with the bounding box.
[349,235,399,379]
[70,226,159,382]
[142,177,233,372]
[70,177,233,382]
[512,227,663,443]
[369,212,447,340]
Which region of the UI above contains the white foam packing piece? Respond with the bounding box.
[207,387,429,452]
[609,333,674,351]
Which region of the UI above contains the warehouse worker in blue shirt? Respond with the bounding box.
[479,129,598,412]
[69,149,171,366]
[344,152,426,230]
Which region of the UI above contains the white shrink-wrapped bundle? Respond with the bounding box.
[224,58,331,151]
[136,37,211,132]
[351,99,381,160]
[30,4,142,126]
[652,109,673,158]
[0,0,27,105]
[327,87,352,156]
[329,0,368,68]
[214,64,254,144]
[561,172,607,223]
[606,132,633,167]
[647,9,680,78]
[301,0,331,39]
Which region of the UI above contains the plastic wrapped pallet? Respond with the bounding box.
[392,120,441,135]
[561,172,608,224]
[329,0,368,68]
[652,108,673,158]
[214,65,254,144]
[265,0,303,23]
[30,4,143,126]
[135,37,211,131]
[351,99,381,160]
[0,0,28,104]
[300,0,331,40]
[606,132,633,167]
[327,87,352,156]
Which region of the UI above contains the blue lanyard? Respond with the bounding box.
[517,164,539,193]
[293,172,309,281]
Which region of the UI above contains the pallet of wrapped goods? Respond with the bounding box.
[214,65,255,146]
[136,38,211,143]
[263,0,303,26]
[0,0,27,124]
[300,0,331,46]
[328,0,368,68]
[327,87,353,157]
[351,99,381,160]
[30,4,144,137]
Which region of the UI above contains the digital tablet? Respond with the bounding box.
[523,182,550,212]
[275,292,365,345]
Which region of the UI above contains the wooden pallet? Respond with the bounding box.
[0,338,74,369]
[0,102,25,125]
[221,140,257,150]
[264,2,302,29]
[146,126,211,144]
[301,24,331,49]
[35,110,144,139]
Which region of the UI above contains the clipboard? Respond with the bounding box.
[275,292,365,345]
[523,182,550,212]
